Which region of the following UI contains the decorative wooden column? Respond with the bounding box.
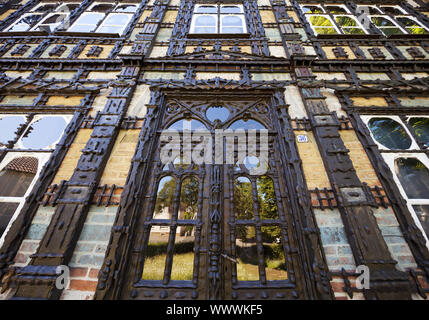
[296,70,412,300]
[10,66,140,300]
[94,0,171,300]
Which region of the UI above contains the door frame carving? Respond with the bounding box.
[94,86,333,300]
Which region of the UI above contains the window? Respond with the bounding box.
[357,5,429,36]
[190,4,247,34]
[301,4,366,35]
[0,114,71,243]
[5,2,78,32]
[68,2,137,34]
[363,114,429,247]
[395,157,429,240]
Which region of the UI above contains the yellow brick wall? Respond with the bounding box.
[340,130,381,186]
[99,130,140,186]
[46,96,84,106]
[260,10,276,24]
[351,97,388,107]
[52,129,93,184]
[295,131,331,189]
[163,10,178,23]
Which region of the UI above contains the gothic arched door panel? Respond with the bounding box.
[117,93,314,300]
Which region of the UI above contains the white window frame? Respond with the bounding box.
[5,12,44,32]
[394,15,429,33]
[0,115,27,148]
[15,114,73,150]
[361,115,420,151]
[0,152,50,247]
[369,15,407,36]
[95,12,133,35]
[0,113,71,246]
[67,2,136,35]
[190,4,247,34]
[306,14,341,35]
[333,14,368,35]
[30,12,68,32]
[68,12,105,33]
[382,152,429,249]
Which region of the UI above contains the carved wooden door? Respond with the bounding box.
[118,93,311,300]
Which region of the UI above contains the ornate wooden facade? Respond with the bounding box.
[0,0,428,300]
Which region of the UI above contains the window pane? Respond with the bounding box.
[371,17,396,27]
[222,27,243,33]
[381,6,404,15]
[167,119,207,131]
[397,17,420,27]
[343,28,365,34]
[40,14,66,25]
[408,118,429,146]
[97,26,123,34]
[261,226,287,281]
[412,205,429,238]
[228,119,266,130]
[381,27,405,36]
[368,118,412,150]
[170,226,195,281]
[194,27,216,33]
[142,226,170,280]
[154,176,176,220]
[0,116,26,147]
[58,4,80,12]
[206,106,230,123]
[0,203,19,238]
[395,158,429,199]
[0,157,38,197]
[257,176,278,220]
[9,14,42,31]
[220,5,242,14]
[90,4,114,12]
[115,4,137,13]
[195,15,216,26]
[73,13,104,25]
[20,116,67,149]
[408,27,428,34]
[33,4,57,13]
[236,226,259,281]
[326,6,348,14]
[68,24,96,32]
[336,16,358,27]
[103,14,130,25]
[179,177,199,220]
[302,6,323,14]
[222,15,242,26]
[234,177,254,221]
[195,5,217,14]
[310,16,333,27]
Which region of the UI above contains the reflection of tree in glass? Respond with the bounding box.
[234,178,253,240]
[409,118,429,145]
[395,158,429,199]
[155,177,175,216]
[257,176,280,241]
[368,118,411,149]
